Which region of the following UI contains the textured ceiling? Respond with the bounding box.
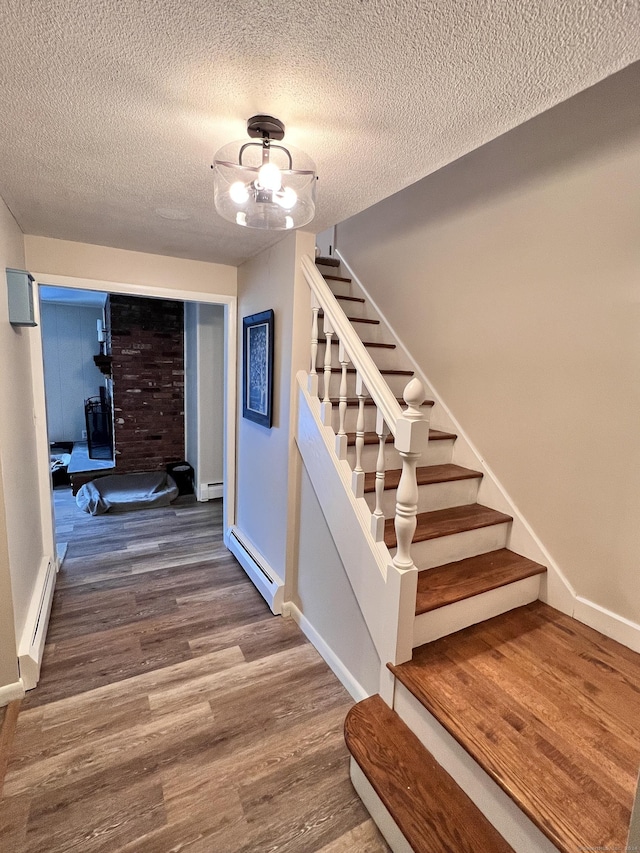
[0,1,638,267]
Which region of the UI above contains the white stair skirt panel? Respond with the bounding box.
[296,375,416,668]
[18,555,56,690]
[225,526,284,615]
[393,681,560,853]
[349,759,413,853]
[413,574,542,647]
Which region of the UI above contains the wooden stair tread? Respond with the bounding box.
[384,503,511,548]
[318,311,378,324]
[315,255,340,267]
[364,463,482,493]
[318,338,395,349]
[415,548,546,614]
[344,694,514,853]
[330,397,434,408]
[334,294,365,303]
[348,367,413,376]
[389,601,640,853]
[322,273,352,283]
[347,428,454,447]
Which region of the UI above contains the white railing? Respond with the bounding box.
[300,254,430,668]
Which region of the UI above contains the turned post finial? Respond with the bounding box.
[402,377,426,417]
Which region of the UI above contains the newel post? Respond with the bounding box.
[392,377,430,569]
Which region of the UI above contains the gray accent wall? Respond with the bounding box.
[40,302,104,443]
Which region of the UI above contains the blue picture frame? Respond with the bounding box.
[243,309,274,428]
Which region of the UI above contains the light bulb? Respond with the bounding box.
[275,186,297,209]
[257,162,282,192]
[285,215,294,230]
[236,211,247,226]
[229,181,249,204]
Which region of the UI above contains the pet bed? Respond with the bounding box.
[76,471,178,515]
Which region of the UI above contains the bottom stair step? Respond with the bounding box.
[345,694,514,853]
[390,601,640,853]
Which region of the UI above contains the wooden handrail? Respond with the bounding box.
[301,255,403,435]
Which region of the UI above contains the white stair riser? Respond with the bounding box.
[392,683,560,853]
[320,298,367,319]
[323,372,414,401]
[331,404,433,434]
[364,476,480,517]
[349,760,413,853]
[412,575,542,646]
[346,438,454,471]
[318,341,404,372]
[317,317,388,345]
[391,522,510,569]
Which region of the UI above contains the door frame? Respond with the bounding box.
[30,271,237,544]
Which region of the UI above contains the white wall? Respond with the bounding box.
[235,231,314,578]
[185,302,225,496]
[337,62,640,624]
[41,302,105,442]
[294,466,381,697]
[0,196,40,693]
[25,236,237,297]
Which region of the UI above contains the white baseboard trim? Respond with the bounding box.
[0,679,25,707]
[18,555,57,691]
[198,482,223,501]
[283,601,370,703]
[573,596,640,653]
[224,526,284,615]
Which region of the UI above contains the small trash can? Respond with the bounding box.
[166,461,194,496]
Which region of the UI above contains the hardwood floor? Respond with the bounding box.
[0,489,389,853]
[391,602,640,853]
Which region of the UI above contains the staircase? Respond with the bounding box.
[297,254,640,853]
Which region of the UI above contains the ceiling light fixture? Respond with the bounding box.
[212,115,317,231]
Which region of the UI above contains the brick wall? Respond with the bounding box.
[110,296,184,473]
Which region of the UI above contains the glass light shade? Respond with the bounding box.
[257,161,282,192]
[213,139,316,230]
[229,181,249,204]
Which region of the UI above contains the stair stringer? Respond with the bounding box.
[295,372,417,683]
[335,248,575,617]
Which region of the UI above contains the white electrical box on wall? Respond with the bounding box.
[6,268,36,326]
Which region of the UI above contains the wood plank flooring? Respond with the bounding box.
[0,489,389,853]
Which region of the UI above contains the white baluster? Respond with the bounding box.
[320,317,334,425]
[393,377,429,569]
[351,372,367,498]
[371,407,389,541]
[335,341,349,459]
[308,295,320,397]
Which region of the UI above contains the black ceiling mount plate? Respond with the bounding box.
[247,115,285,140]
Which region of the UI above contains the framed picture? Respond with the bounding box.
[242,309,274,428]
